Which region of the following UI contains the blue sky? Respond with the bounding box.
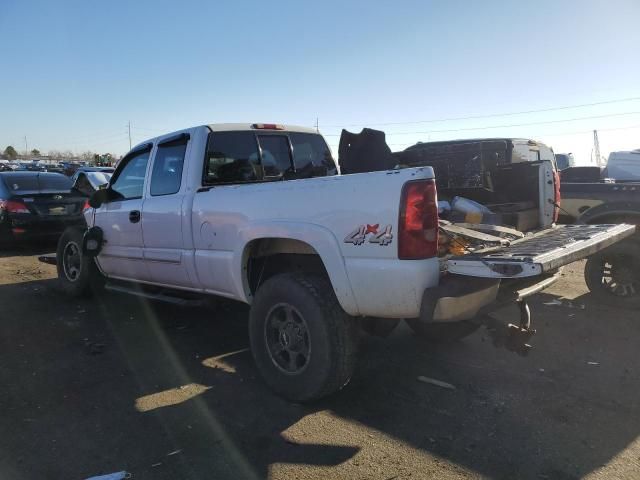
[1,0,639,163]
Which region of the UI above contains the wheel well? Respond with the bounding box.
[245,238,330,296]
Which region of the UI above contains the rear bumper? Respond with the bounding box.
[418,270,562,323]
[3,216,84,239]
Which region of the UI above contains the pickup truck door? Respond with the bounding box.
[446,223,636,278]
[94,148,151,280]
[140,133,194,288]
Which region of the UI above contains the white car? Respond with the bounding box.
[605,149,640,181]
[54,123,635,401]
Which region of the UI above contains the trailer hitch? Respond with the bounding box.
[505,300,536,356]
[483,299,536,356]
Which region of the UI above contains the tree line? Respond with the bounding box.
[2,146,114,163]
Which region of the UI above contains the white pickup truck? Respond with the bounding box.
[55,124,635,401]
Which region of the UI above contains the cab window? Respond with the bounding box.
[289,132,337,177]
[257,135,292,178]
[110,150,150,200]
[204,131,260,184]
[150,140,187,196]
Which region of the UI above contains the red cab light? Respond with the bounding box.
[398,179,439,259]
[2,200,30,214]
[251,123,284,130]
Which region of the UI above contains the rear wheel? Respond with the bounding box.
[56,227,104,297]
[405,318,480,343]
[584,242,640,309]
[249,273,358,402]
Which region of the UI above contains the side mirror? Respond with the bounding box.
[88,188,111,208]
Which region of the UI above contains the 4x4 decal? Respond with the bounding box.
[344,224,393,246]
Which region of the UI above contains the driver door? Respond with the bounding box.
[94,147,152,281]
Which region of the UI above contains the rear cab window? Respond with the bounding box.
[203,129,336,185]
[289,132,337,176]
[204,131,261,184]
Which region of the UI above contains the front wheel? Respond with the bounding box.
[249,273,358,402]
[56,227,104,297]
[584,242,640,309]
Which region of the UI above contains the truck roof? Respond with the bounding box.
[130,123,320,153]
[405,137,549,150]
[207,123,317,134]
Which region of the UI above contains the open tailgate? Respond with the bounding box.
[447,224,636,278]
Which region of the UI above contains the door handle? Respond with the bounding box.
[129,210,141,223]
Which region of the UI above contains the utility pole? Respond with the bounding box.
[128,121,132,150]
[24,136,28,158]
[315,117,319,133]
[593,130,601,167]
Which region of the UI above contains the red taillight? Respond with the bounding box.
[398,179,439,260]
[83,200,91,211]
[3,200,29,214]
[553,170,561,222]
[251,123,284,130]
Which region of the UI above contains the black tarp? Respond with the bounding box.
[338,128,395,174]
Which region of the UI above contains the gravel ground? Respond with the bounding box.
[0,245,639,480]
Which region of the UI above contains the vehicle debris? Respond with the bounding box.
[84,471,130,480]
[417,376,456,390]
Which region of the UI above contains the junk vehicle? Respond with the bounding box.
[604,149,640,181]
[0,172,88,244]
[70,168,114,196]
[52,124,634,401]
[560,165,640,308]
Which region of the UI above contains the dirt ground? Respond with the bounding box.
[0,244,639,480]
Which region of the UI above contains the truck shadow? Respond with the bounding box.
[0,276,638,480]
[0,239,58,258]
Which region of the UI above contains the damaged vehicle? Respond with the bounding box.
[53,124,634,402]
[559,163,640,308]
[340,132,636,345]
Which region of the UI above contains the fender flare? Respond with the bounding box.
[232,221,361,316]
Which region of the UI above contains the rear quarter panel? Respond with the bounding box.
[191,166,439,317]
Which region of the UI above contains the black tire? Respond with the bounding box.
[56,227,104,298]
[405,318,480,343]
[249,273,358,402]
[584,241,640,309]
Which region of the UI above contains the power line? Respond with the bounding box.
[322,111,640,136]
[319,95,640,128]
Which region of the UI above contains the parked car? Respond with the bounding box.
[46,163,67,175]
[71,168,113,196]
[0,172,88,245]
[603,149,640,181]
[24,162,48,172]
[54,124,634,401]
[560,167,640,308]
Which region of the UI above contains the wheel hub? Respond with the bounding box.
[62,241,82,282]
[602,255,639,297]
[264,303,311,375]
